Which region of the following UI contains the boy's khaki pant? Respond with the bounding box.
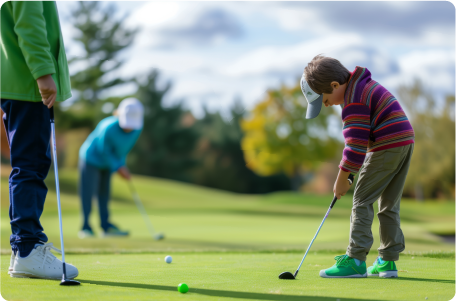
[347,143,414,262]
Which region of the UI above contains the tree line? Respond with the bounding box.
[55,2,454,198]
[56,2,289,194]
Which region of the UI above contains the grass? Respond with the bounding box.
[1,169,454,254]
[1,167,455,300]
[1,253,454,301]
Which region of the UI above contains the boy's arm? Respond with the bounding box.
[339,103,371,173]
[11,1,56,79]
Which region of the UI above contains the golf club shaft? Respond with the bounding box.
[294,195,338,277]
[50,107,67,274]
[128,181,157,236]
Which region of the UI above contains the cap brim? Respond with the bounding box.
[306,94,323,119]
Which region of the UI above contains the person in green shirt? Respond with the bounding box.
[2,1,78,280]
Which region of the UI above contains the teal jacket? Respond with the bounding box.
[79,116,142,172]
[0,1,71,102]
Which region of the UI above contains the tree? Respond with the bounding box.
[127,70,200,182]
[398,80,455,199]
[69,1,137,104]
[241,82,343,190]
[191,99,290,193]
[57,1,138,130]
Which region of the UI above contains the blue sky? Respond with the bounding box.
[57,1,455,119]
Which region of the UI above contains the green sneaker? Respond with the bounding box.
[320,255,367,278]
[367,257,398,278]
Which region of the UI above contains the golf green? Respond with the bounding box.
[2,253,454,301]
[1,168,455,300]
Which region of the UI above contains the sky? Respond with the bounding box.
[57,1,455,119]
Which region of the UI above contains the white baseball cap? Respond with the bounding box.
[300,75,323,119]
[117,98,144,130]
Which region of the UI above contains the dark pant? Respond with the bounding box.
[79,160,113,231]
[1,99,51,255]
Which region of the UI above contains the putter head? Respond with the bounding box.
[154,233,165,240]
[60,279,81,286]
[278,271,296,279]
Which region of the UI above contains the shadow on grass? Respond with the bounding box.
[372,276,454,284]
[78,279,379,301]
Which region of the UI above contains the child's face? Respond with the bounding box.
[322,81,346,107]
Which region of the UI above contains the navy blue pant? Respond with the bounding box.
[1,99,51,256]
[79,160,113,231]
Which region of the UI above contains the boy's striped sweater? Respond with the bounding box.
[339,67,414,173]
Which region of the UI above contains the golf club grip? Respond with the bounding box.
[50,106,55,123]
[329,195,338,208]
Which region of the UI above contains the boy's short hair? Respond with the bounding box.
[304,55,351,94]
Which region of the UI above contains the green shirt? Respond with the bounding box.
[0,1,71,102]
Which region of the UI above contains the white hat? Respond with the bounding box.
[117,98,144,130]
[300,74,323,119]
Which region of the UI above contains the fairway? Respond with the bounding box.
[1,168,455,300]
[2,169,454,254]
[2,253,454,301]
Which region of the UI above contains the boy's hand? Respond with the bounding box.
[333,169,352,200]
[117,166,131,181]
[36,74,57,108]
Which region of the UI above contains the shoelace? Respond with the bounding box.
[38,243,62,269]
[334,255,351,267]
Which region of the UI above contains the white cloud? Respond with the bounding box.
[221,34,364,77]
[125,2,243,48]
[397,50,454,91]
[57,1,454,119]
[253,0,456,40]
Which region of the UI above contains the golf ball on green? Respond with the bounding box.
[178,283,189,293]
[165,255,172,263]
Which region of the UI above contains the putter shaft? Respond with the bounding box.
[128,182,159,238]
[50,109,66,271]
[50,107,80,285]
[293,196,338,277]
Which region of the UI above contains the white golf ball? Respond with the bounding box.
[165,255,172,264]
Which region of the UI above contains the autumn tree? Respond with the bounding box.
[241,82,343,190]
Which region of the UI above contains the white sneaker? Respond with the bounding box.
[10,243,78,280]
[8,251,15,275]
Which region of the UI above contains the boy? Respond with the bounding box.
[2,2,78,279]
[78,98,143,238]
[301,55,414,278]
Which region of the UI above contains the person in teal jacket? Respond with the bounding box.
[2,2,78,280]
[78,98,143,238]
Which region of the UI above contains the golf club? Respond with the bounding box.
[50,107,80,286]
[279,174,354,280]
[127,181,165,240]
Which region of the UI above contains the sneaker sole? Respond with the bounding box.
[10,270,78,280]
[379,271,398,278]
[320,271,367,278]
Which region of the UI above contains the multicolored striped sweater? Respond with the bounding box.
[339,67,414,173]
